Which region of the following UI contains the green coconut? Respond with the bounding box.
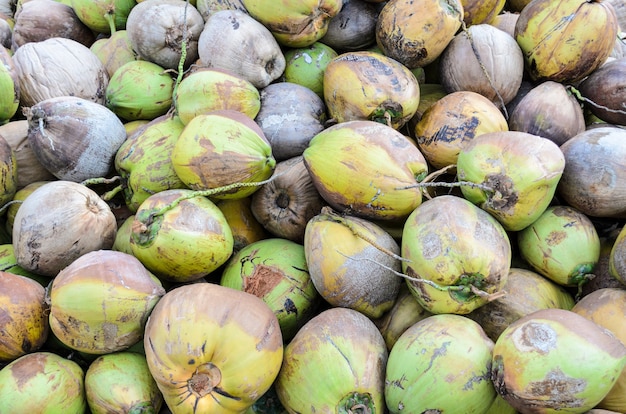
[171,109,275,200]
[492,308,626,413]
[114,114,188,213]
[85,352,163,414]
[282,42,338,98]
[220,237,321,342]
[0,352,87,413]
[385,314,496,413]
[105,60,174,121]
[401,194,511,315]
[517,205,601,290]
[129,188,234,282]
[457,130,565,231]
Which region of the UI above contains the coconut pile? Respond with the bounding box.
[0,0,626,413]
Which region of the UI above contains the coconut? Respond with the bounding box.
[323,50,420,130]
[174,68,260,125]
[578,57,626,126]
[12,180,117,277]
[215,197,267,251]
[0,131,16,208]
[254,82,326,161]
[517,205,601,288]
[125,0,204,70]
[490,12,520,38]
[242,0,342,47]
[557,126,626,218]
[48,250,165,355]
[11,0,95,50]
[195,0,247,21]
[282,42,338,99]
[12,37,108,107]
[439,23,524,108]
[220,237,321,342]
[171,109,275,200]
[609,224,626,286]
[0,271,49,362]
[70,0,137,34]
[129,188,234,282]
[105,60,174,121]
[492,308,626,413]
[375,0,464,69]
[571,288,626,412]
[385,314,496,413]
[372,284,433,351]
[0,46,19,124]
[466,267,575,342]
[90,30,140,78]
[304,207,403,319]
[514,0,618,83]
[457,130,565,231]
[318,0,378,52]
[250,156,325,243]
[114,114,188,213]
[0,352,87,412]
[461,0,505,25]
[303,120,429,222]
[144,283,283,412]
[402,195,511,315]
[0,14,11,49]
[197,9,285,89]
[0,120,55,189]
[85,352,163,414]
[414,90,508,170]
[275,307,387,412]
[508,80,586,146]
[4,180,49,236]
[26,96,127,182]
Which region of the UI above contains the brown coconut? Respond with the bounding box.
[439,23,524,109]
[12,37,108,107]
[11,0,95,50]
[508,80,586,146]
[578,57,626,126]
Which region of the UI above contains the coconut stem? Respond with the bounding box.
[171,0,190,114]
[323,207,409,262]
[337,252,482,295]
[80,176,121,187]
[397,179,495,194]
[103,7,117,35]
[568,85,626,115]
[458,19,508,118]
[146,158,301,221]
[0,199,21,215]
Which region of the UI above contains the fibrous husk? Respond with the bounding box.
[439,23,524,108]
[251,156,326,243]
[26,96,127,182]
[558,126,626,218]
[126,0,205,70]
[197,9,285,88]
[0,120,55,189]
[11,0,95,50]
[319,0,378,52]
[12,180,117,277]
[509,80,586,146]
[12,37,108,107]
[254,81,326,161]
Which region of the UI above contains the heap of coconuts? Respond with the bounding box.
[1,0,626,413]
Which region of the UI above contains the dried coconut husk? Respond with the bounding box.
[11,0,95,50]
[0,120,55,189]
[12,37,108,107]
